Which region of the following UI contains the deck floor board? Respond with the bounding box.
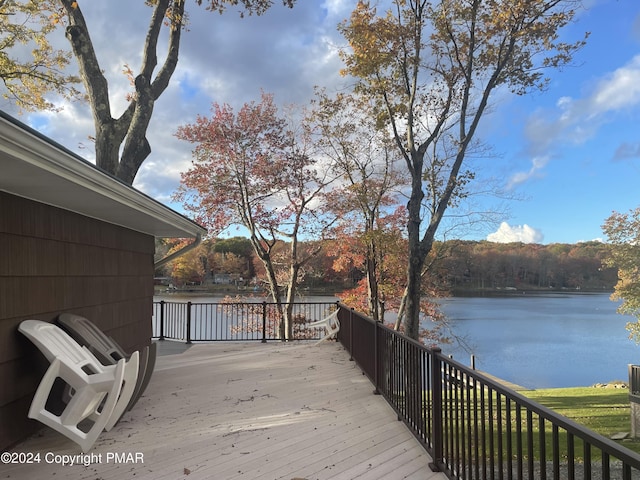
[2,342,447,480]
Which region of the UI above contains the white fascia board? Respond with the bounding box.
[0,112,206,239]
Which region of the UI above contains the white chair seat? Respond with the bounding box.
[307,310,340,345]
[19,320,139,451]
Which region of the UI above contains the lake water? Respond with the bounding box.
[434,292,639,389]
[156,291,640,389]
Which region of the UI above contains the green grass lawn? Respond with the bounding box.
[523,386,640,455]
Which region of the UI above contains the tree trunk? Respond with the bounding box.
[404,150,426,340]
[259,253,285,339]
[93,122,123,176]
[284,262,301,341]
[62,0,182,185]
[284,281,296,341]
[366,244,380,321]
[404,245,425,340]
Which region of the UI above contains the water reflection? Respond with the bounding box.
[435,293,638,388]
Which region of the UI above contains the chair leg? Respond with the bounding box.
[125,345,149,412]
[77,359,126,451]
[104,351,139,431]
[128,341,156,411]
[28,358,127,452]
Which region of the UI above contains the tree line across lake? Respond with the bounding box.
[156,237,617,294]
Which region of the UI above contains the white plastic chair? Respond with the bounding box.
[307,310,340,345]
[18,320,139,451]
[58,313,155,411]
[58,313,129,364]
[131,341,156,410]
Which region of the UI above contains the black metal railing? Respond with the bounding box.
[152,300,640,479]
[630,365,640,398]
[152,300,338,342]
[336,306,640,480]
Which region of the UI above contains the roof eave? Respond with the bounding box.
[0,111,206,240]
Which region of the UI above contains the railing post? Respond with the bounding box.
[373,320,380,394]
[261,302,267,343]
[159,300,165,341]
[349,308,354,361]
[630,365,640,438]
[429,347,444,472]
[186,301,192,344]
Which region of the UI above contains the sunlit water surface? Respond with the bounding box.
[435,292,638,389]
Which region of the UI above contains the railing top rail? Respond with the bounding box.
[155,300,340,306]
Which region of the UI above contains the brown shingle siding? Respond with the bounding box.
[0,193,155,450]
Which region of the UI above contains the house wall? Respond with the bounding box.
[0,192,156,450]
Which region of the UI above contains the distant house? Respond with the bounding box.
[214,273,232,285]
[0,111,206,450]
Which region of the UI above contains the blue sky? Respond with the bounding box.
[475,0,640,243]
[3,0,640,245]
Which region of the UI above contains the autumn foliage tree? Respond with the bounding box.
[339,0,587,340]
[157,237,254,285]
[602,208,640,342]
[3,0,294,184]
[329,214,409,318]
[311,90,406,321]
[175,92,335,339]
[0,0,80,111]
[166,239,207,285]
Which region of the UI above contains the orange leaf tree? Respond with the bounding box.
[166,239,208,285]
[311,90,407,321]
[175,92,335,339]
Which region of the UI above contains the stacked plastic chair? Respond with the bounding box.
[57,313,156,411]
[18,320,139,452]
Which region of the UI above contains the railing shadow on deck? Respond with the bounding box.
[152,300,640,480]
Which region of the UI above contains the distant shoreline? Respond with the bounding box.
[154,284,615,298]
[450,287,614,297]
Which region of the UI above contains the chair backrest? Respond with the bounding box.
[327,310,339,328]
[19,320,106,375]
[58,313,127,365]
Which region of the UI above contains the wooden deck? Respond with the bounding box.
[2,341,448,480]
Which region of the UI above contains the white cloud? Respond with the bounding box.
[510,54,640,191]
[578,237,604,244]
[591,55,640,112]
[505,155,549,190]
[3,0,351,205]
[524,54,640,159]
[487,222,544,244]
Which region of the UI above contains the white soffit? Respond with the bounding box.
[0,111,206,239]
